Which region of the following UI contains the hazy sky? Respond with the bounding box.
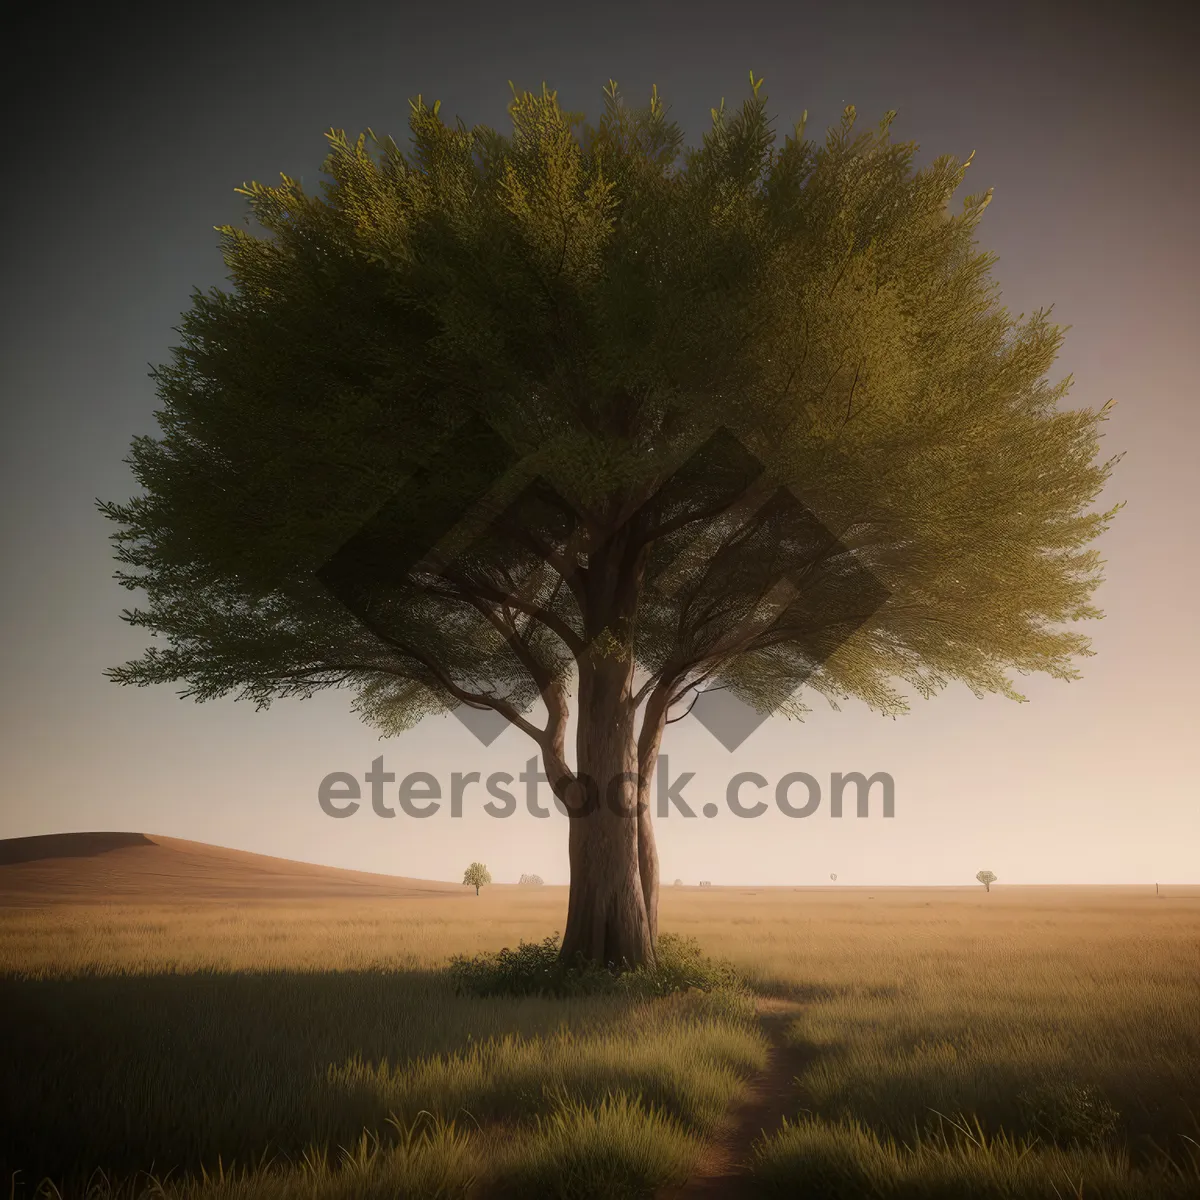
[2,0,1197,886]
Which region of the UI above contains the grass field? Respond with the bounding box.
[3,837,1199,1198]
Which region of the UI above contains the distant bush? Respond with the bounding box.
[673,879,683,887]
[1017,1081,1121,1147]
[448,936,608,998]
[518,874,545,886]
[448,933,742,1000]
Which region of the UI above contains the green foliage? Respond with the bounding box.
[634,932,743,997]
[448,935,580,996]
[447,932,741,998]
[99,72,1121,751]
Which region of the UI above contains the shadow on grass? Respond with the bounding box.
[743,975,903,1005]
[0,966,645,1190]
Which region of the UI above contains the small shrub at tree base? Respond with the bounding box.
[636,933,743,998]
[447,933,742,999]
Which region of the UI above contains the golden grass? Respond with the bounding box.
[0,894,555,975]
[3,883,1199,1197]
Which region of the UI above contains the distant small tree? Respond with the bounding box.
[463,862,492,895]
[519,873,544,886]
[976,869,997,893]
[673,878,683,887]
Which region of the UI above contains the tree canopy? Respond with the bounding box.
[101,73,1120,966]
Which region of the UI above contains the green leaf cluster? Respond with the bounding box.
[100,73,1121,736]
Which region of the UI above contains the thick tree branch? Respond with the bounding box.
[843,360,862,426]
[635,481,771,548]
[491,516,591,608]
[456,589,562,695]
[344,610,553,747]
[664,689,700,724]
[427,572,586,657]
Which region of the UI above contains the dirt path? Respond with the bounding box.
[662,996,811,1198]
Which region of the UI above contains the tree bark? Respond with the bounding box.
[637,783,660,946]
[557,648,656,969]
[549,511,668,970]
[635,689,670,949]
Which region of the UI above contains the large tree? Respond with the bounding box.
[101,75,1120,969]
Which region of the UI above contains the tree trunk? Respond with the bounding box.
[637,781,660,946]
[475,884,480,895]
[636,703,667,949]
[558,650,656,969]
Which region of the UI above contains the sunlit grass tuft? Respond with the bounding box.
[492,1092,701,1199]
[750,1112,1200,1199]
[327,992,764,1133]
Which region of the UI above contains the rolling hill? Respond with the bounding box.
[0,832,464,905]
